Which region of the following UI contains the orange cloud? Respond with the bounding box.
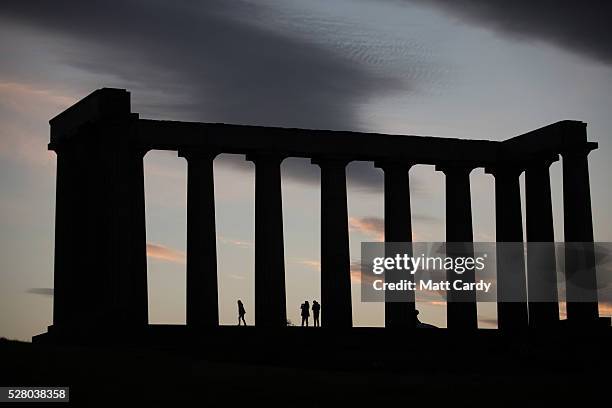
[349,216,384,241]
[350,259,366,283]
[291,257,368,284]
[146,243,185,264]
[147,238,252,265]
[0,81,76,167]
[600,301,612,316]
[0,81,76,108]
[423,301,446,307]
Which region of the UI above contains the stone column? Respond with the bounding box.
[375,161,415,328]
[247,153,287,328]
[49,141,80,327]
[125,146,149,327]
[48,89,148,333]
[436,163,478,329]
[312,158,353,328]
[561,143,599,323]
[98,141,150,327]
[485,165,528,330]
[180,150,219,328]
[51,129,149,329]
[525,154,559,327]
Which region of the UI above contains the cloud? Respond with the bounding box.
[146,243,185,265]
[0,1,397,187]
[422,300,445,307]
[291,257,365,284]
[26,287,54,297]
[293,258,321,271]
[348,215,440,241]
[219,236,253,248]
[350,259,368,284]
[599,301,612,317]
[0,81,74,166]
[0,1,440,192]
[147,238,252,266]
[404,0,612,65]
[349,216,385,241]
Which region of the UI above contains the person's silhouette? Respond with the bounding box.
[301,301,310,327]
[312,300,320,327]
[237,299,247,326]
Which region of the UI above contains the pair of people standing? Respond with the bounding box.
[300,300,320,327]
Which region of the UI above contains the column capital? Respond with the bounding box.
[124,144,150,159]
[484,163,524,178]
[559,141,598,158]
[178,148,218,161]
[47,137,88,153]
[48,141,68,154]
[374,160,414,171]
[311,156,352,167]
[435,161,477,175]
[245,151,286,164]
[49,139,150,159]
[524,152,559,169]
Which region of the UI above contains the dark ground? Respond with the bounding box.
[1,327,610,407]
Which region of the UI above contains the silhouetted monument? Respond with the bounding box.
[43,88,604,338]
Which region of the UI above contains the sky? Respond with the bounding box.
[1,0,611,340]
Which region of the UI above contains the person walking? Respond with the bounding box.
[237,299,247,326]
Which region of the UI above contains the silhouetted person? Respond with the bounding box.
[312,300,320,327]
[301,301,310,327]
[237,300,247,326]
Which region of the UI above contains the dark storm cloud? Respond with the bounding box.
[0,0,410,192]
[406,0,612,65]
